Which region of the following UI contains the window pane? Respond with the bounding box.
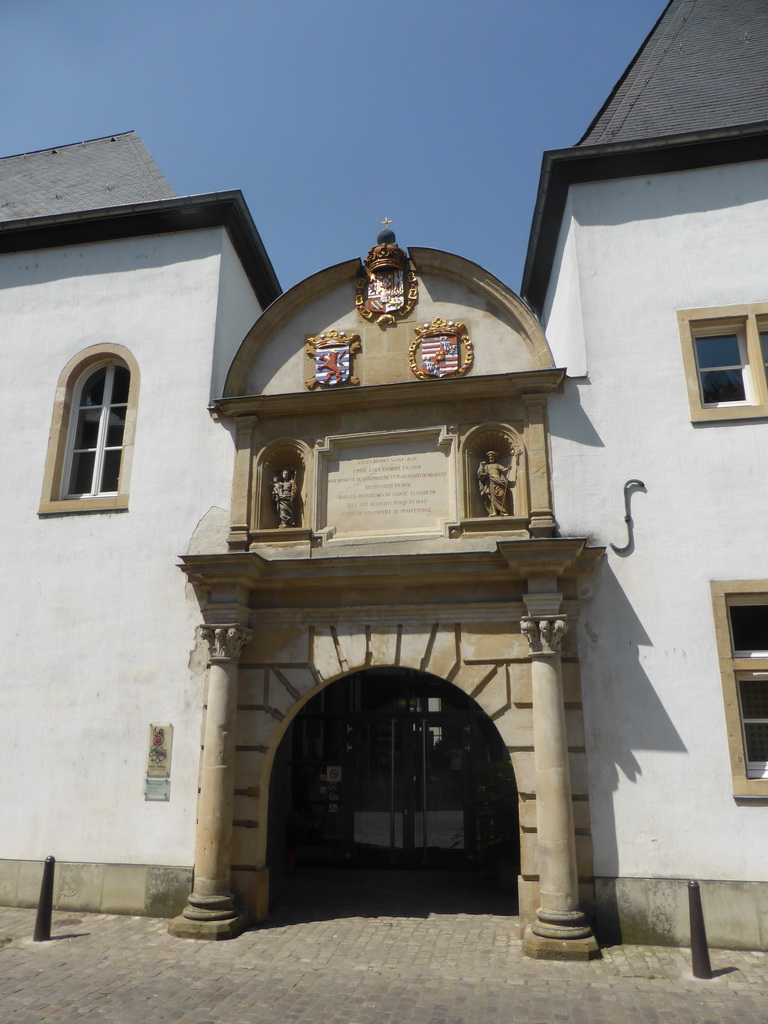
[72,407,101,449]
[740,679,768,718]
[760,332,768,367]
[744,723,768,763]
[700,369,745,404]
[730,605,768,652]
[69,451,96,494]
[111,366,130,404]
[81,367,106,407]
[695,334,741,369]
[100,449,122,492]
[106,407,126,447]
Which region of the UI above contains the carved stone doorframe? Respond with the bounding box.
[172,540,603,948]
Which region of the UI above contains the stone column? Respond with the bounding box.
[169,624,252,940]
[521,603,599,960]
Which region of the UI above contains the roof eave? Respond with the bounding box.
[522,120,768,318]
[0,191,281,309]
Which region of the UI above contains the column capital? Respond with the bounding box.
[199,624,252,662]
[521,616,568,656]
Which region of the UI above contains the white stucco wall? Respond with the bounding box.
[540,194,587,377]
[211,231,263,398]
[544,159,768,882]
[0,228,256,866]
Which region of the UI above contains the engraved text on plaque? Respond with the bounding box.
[318,430,454,540]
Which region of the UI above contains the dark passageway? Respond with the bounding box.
[264,867,519,928]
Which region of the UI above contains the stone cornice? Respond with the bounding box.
[179,537,604,594]
[213,369,566,420]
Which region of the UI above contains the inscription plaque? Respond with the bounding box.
[318,428,455,540]
[144,778,171,802]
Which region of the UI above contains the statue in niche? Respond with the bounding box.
[271,468,297,528]
[477,449,518,517]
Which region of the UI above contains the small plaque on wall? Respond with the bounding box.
[144,777,171,802]
[147,723,173,778]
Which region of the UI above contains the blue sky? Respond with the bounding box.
[2,1,666,292]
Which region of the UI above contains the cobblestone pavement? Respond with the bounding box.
[2,870,767,1024]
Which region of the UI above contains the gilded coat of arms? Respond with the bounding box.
[408,318,473,379]
[356,223,418,325]
[305,330,361,390]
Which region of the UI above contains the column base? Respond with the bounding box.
[168,913,247,940]
[531,906,593,940]
[168,892,247,941]
[523,923,601,961]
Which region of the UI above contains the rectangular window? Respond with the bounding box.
[711,582,768,796]
[679,304,768,421]
[730,603,768,656]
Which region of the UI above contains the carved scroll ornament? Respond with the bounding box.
[520,617,568,655]
[199,625,253,662]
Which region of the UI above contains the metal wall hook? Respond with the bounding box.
[610,479,646,555]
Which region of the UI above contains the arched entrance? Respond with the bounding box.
[270,669,518,885]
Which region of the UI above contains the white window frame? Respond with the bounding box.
[62,360,129,499]
[692,325,751,408]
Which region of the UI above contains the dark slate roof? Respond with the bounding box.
[580,0,768,146]
[0,131,176,221]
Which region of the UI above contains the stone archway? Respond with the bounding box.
[265,667,519,906]
[169,539,601,958]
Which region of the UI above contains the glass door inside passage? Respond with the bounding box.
[287,668,505,867]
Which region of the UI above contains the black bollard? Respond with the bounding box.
[33,856,56,942]
[688,880,712,979]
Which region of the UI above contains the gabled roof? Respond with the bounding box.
[581,0,768,146]
[522,0,768,314]
[0,132,281,308]
[0,131,175,221]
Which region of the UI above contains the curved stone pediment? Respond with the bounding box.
[224,248,554,398]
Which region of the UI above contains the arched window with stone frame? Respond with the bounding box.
[39,344,140,515]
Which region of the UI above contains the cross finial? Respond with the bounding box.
[381,217,392,230]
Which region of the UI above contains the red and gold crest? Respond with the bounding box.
[408,319,473,380]
[356,224,418,325]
